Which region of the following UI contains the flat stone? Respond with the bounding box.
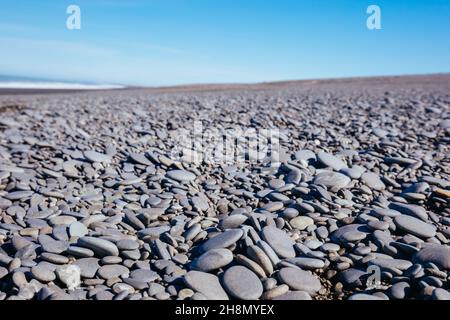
[261,226,295,258]
[394,215,436,239]
[313,171,351,190]
[340,165,366,179]
[77,237,119,257]
[368,258,413,271]
[31,264,56,282]
[166,170,196,182]
[273,291,312,300]
[129,153,152,165]
[432,288,450,300]
[68,221,88,238]
[116,239,140,251]
[83,150,112,163]
[192,248,233,272]
[285,257,326,270]
[389,202,428,221]
[184,271,229,300]
[413,245,450,269]
[98,264,130,279]
[73,258,100,278]
[130,269,159,283]
[222,266,263,300]
[278,267,321,295]
[361,172,385,190]
[295,150,316,162]
[200,229,243,253]
[218,215,248,230]
[388,282,411,299]
[348,293,386,300]
[339,268,367,287]
[290,216,314,230]
[331,224,368,244]
[317,151,347,171]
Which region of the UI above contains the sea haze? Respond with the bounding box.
[0,74,125,90]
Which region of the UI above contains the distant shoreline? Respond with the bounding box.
[0,72,449,96]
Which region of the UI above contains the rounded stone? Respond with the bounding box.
[166,170,196,182]
[97,264,130,280]
[394,215,437,239]
[77,237,119,257]
[313,171,351,190]
[69,221,88,238]
[413,245,450,269]
[278,267,321,295]
[31,264,56,282]
[317,152,347,171]
[290,216,314,230]
[192,249,233,272]
[73,258,100,278]
[200,229,243,253]
[260,226,295,258]
[361,172,385,190]
[222,266,263,300]
[184,271,229,300]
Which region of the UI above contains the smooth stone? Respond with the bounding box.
[361,172,385,190]
[39,236,69,254]
[222,266,263,300]
[129,153,152,165]
[432,288,450,300]
[348,293,386,300]
[73,258,100,278]
[413,245,450,269]
[200,229,243,253]
[116,239,140,251]
[66,246,95,258]
[295,150,316,162]
[317,151,347,171]
[285,257,326,270]
[166,170,196,182]
[261,226,295,258]
[368,258,413,271]
[83,150,112,163]
[41,253,70,264]
[77,237,119,257]
[340,166,366,179]
[31,264,56,282]
[184,271,229,300]
[278,267,321,295]
[68,222,88,238]
[97,264,130,280]
[290,216,314,230]
[192,249,233,272]
[137,226,171,238]
[388,282,411,299]
[246,245,274,275]
[339,268,367,287]
[273,291,312,300]
[313,171,351,190]
[394,215,436,239]
[129,269,159,283]
[389,202,428,221]
[331,224,368,244]
[218,215,248,230]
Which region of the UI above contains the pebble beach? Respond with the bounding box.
[0,74,449,300]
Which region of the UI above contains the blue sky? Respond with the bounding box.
[0,0,449,86]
